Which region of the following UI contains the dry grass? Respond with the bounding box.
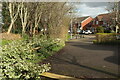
[0,32,21,40]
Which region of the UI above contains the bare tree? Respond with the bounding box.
[7,2,20,34]
[45,2,72,39]
[107,2,120,33]
[3,2,73,40]
[33,3,44,35]
[19,2,29,35]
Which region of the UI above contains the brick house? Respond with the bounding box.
[70,13,117,34]
[71,16,93,33]
[92,13,114,32]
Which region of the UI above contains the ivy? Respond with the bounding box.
[0,35,64,79]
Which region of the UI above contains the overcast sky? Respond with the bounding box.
[74,2,114,18]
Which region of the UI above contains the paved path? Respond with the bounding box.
[48,35,119,79]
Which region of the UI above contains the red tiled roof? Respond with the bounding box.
[96,13,113,22]
[73,16,91,23]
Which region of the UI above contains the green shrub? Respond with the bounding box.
[94,33,120,45]
[96,26,104,33]
[22,33,30,40]
[1,40,12,46]
[1,39,51,79]
[0,35,64,79]
[32,36,64,59]
[93,40,97,44]
[104,28,111,33]
[66,34,71,41]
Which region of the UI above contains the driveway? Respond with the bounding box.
[48,35,119,79]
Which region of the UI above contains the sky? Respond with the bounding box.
[73,2,113,18]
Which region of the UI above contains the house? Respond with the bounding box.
[92,13,113,27]
[92,13,114,32]
[71,16,93,33]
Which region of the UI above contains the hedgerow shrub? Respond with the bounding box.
[0,40,50,79]
[96,26,104,33]
[31,35,64,58]
[1,40,12,46]
[94,33,120,45]
[0,35,64,79]
[96,33,116,43]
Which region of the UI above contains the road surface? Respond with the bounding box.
[48,35,119,79]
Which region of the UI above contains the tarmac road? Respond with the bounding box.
[48,35,120,79]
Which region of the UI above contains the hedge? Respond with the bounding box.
[94,33,120,45]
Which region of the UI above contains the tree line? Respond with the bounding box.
[2,2,73,40]
[107,2,120,33]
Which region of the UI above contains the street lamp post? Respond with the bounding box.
[70,18,73,39]
[69,11,73,39]
[115,1,120,33]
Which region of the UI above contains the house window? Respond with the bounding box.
[93,20,95,25]
[96,21,98,25]
[103,22,105,25]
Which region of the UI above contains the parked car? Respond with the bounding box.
[79,30,85,34]
[77,29,81,33]
[84,30,92,34]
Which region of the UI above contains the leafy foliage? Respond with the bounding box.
[96,26,104,33]
[104,27,111,33]
[94,33,120,45]
[2,2,11,32]
[0,35,64,79]
[1,40,12,46]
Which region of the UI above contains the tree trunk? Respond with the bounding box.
[33,26,36,35]
[22,25,25,34]
[7,21,14,34]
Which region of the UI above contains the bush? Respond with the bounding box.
[1,40,12,46]
[1,40,50,79]
[94,33,120,45]
[22,33,30,40]
[96,33,116,42]
[0,35,64,79]
[104,27,111,33]
[66,34,71,41]
[96,26,104,33]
